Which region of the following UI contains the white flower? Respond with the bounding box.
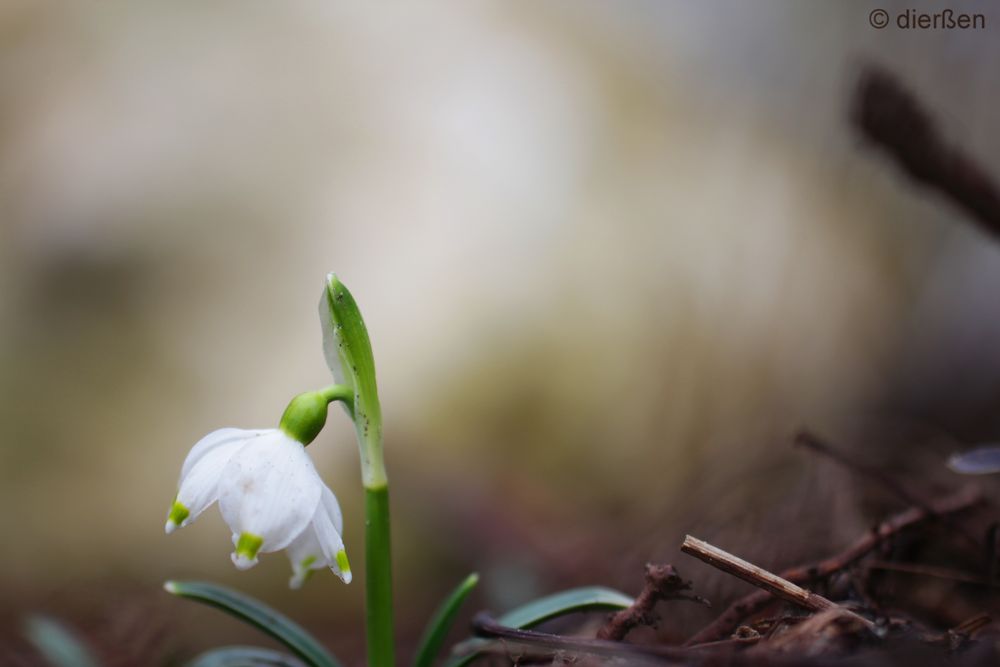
[165,427,351,587]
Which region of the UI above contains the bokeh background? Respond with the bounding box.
[3,1,1000,664]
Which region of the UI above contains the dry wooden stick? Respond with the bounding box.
[683,487,982,646]
[597,563,708,641]
[681,536,874,630]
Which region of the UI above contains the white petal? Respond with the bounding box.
[180,428,268,480]
[217,431,323,553]
[170,433,256,531]
[284,484,350,587]
[286,527,325,589]
[313,493,350,584]
[319,483,344,536]
[286,524,324,567]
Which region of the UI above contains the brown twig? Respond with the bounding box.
[794,430,933,514]
[864,560,996,587]
[794,430,981,551]
[470,614,797,666]
[681,536,875,630]
[852,65,1000,237]
[471,613,695,664]
[918,612,994,651]
[683,487,982,646]
[597,563,709,641]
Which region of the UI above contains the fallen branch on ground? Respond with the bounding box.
[681,535,875,631]
[682,486,982,646]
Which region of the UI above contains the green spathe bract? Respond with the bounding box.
[321,274,385,489]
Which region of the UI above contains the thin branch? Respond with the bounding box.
[852,64,1000,237]
[864,560,996,587]
[795,430,982,551]
[794,430,932,514]
[597,563,708,641]
[681,536,874,629]
[471,613,694,664]
[683,487,982,646]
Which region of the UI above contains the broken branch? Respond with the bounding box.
[681,536,874,630]
[683,487,982,646]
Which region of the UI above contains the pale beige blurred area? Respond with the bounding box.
[3,0,1000,654]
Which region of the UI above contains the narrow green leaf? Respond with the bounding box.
[164,581,341,667]
[187,646,306,667]
[497,586,633,629]
[412,573,479,667]
[24,615,102,667]
[446,586,633,667]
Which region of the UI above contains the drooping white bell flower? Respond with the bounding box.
[165,391,351,586]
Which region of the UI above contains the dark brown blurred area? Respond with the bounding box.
[3,1,1000,665]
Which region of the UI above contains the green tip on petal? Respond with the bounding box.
[165,500,189,534]
[232,532,264,570]
[335,549,352,584]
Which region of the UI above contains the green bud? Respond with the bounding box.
[279,391,329,445]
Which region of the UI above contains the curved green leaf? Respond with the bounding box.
[164,581,341,667]
[447,585,633,667]
[187,646,306,667]
[24,615,102,667]
[497,586,633,629]
[412,573,479,667]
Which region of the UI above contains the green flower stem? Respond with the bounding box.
[358,374,390,667]
[321,275,393,667]
[364,484,393,667]
[320,384,355,406]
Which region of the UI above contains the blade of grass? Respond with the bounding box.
[497,587,634,629]
[412,573,479,667]
[164,581,341,667]
[446,586,634,667]
[24,615,102,667]
[187,646,307,667]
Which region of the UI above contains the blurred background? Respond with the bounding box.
[3,0,1000,664]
